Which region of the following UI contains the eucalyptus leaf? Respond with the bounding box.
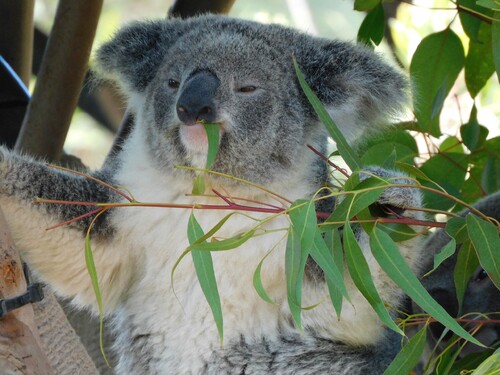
[344,224,402,335]
[454,240,480,311]
[383,326,427,375]
[353,0,380,11]
[423,238,457,277]
[323,229,345,317]
[410,29,465,136]
[188,213,224,344]
[357,4,385,47]
[369,226,483,347]
[466,213,500,289]
[285,227,308,330]
[465,22,495,98]
[293,58,362,171]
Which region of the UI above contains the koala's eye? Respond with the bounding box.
[238,85,257,93]
[168,79,180,89]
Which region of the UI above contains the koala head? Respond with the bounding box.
[96,15,409,186]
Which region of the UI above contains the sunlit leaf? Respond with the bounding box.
[410,29,465,136]
[383,326,427,375]
[466,213,500,289]
[465,22,495,98]
[344,224,402,334]
[293,57,362,171]
[190,230,255,251]
[289,199,318,254]
[188,213,224,344]
[253,254,277,305]
[369,226,483,347]
[471,347,500,375]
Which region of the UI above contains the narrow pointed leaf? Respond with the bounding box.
[289,199,318,254]
[190,230,255,252]
[253,252,277,305]
[470,348,500,375]
[188,213,223,344]
[446,217,468,243]
[357,4,385,47]
[204,123,220,169]
[454,240,480,311]
[293,57,362,170]
[423,238,457,277]
[369,226,484,347]
[285,227,308,329]
[383,326,427,375]
[344,225,402,334]
[310,230,350,303]
[85,233,110,366]
[466,213,500,289]
[323,229,345,317]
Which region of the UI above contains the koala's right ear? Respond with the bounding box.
[95,19,186,94]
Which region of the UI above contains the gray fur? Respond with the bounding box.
[0,15,421,374]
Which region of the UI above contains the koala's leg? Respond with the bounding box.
[0,148,127,311]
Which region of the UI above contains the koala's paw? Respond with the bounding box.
[361,166,422,219]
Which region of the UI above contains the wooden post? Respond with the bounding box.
[0,208,53,374]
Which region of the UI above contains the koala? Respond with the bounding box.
[0,15,424,374]
[416,192,500,358]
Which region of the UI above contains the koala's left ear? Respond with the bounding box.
[95,19,187,93]
[294,39,410,141]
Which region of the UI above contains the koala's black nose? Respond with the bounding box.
[176,71,219,125]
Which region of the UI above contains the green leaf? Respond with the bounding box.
[293,57,362,171]
[289,199,318,254]
[457,0,493,40]
[377,223,418,242]
[493,11,500,79]
[471,348,500,375]
[466,213,500,289]
[323,229,345,317]
[188,213,224,344]
[344,224,403,335]
[454,239,480,311]
[253,253,277,305]
[204,123,220,169]
[190,230,255,251]
[383,326,427,375]
[354,0,380,11]
[357,4,385,47]
[419,153,468,211]
[448,348,496,375]
[369,226,484,347]
[325,177,386,225]
[446,217,468,243]
[482,155,500,194]
[476,0,499,9]
[461,105,489,152]
[192,174,206,195]
[362,143,417,166]
[395,162,432,181]
[465,22,495,98]
[85,231,110,366]
[285,227,308,330]
[440,136,465,154]
[310,230,351,309]
[410,29,465,136]
[423,238,457,277]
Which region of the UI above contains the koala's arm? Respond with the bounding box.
[0,148,129,311]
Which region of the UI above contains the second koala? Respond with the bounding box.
[0,15,423,374]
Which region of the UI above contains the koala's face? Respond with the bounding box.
[140,30,308,184]
[97,16,409,185]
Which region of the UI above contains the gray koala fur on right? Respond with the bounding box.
[0,15,424,374]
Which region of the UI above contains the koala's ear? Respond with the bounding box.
[95,19,186,93]
[294,39,410,142]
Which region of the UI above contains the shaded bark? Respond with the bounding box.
[15,0,103,161]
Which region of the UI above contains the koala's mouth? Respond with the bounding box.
[178,123,224,154]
